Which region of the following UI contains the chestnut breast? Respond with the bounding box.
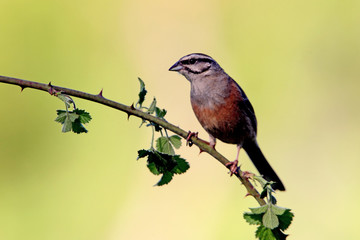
[190,77,256,145]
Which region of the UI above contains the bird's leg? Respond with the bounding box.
[208,134,216,149]
[226,144,241,176]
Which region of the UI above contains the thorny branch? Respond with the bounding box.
[0,75,266,206]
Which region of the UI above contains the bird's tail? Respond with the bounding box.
[243,140,285,191]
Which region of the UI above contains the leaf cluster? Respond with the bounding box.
[244,205,293,229]
[135,78,189,186]
[243,177,294,240]
[55,109,91,133]
[53,92,92,134]
[137,148,189,186]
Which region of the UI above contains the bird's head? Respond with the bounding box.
[169,53,222,82]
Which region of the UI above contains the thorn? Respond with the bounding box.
[128,104,136,120]
[47,82,52,95]
[244,193,252,198]
[98,89,104,97]
[48,82,54,95]
[20,86,26,92]
[47,82,60,96]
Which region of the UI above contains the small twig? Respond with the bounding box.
[0,75,266,206]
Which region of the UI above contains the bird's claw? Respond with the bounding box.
[241,171,255,180]
[186,131,198,147]
[226,160,239,176]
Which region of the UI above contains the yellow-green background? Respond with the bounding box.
[0,0,359,239]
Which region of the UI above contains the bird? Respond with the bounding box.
[169,53,285,191]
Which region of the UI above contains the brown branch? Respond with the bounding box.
[0,75,266,206]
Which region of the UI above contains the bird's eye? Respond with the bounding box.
[189,59,196,64]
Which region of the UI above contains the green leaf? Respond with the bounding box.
[155,107,167,118]
[137,77,147,107]
[272,228,288,240]
[263,205,279,229]
[254,175,268,188]
[147,162,160,175]
[74,109,92,124]
[250,205,268,214]
[55,110,67,123]
[151,150,173,169]
[243,212,262,225]
[137,149,149,159]
[156,136,175,155]
[271,205,287,216]
[138,149,173,174]
[156,171,173,186]
[278,209,294,231]
[260,188,267,199]
[72,118,88,134]
[154,123,162,132]
[169,135,182,149]
[62,115,73,132]
[56,110,74,132]
[148,98,157,114]
[256,226,277,240]
[156,136,182,155]
[270,195,277,205]
[68,112,79,122]
[171,155,190,174]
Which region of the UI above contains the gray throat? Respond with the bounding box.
[190,76,230,109]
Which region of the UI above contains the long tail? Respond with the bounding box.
[243,140,285,191]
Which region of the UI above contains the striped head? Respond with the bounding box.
[169,53,223,82]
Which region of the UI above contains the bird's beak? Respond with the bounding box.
[169,61,183,71]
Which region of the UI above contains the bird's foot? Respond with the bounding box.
[225,159,239,176]
[186,131,216,154]
[186,131,198,147]
[241,171,255,180]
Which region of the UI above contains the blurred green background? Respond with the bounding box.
[0,0,359,239]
